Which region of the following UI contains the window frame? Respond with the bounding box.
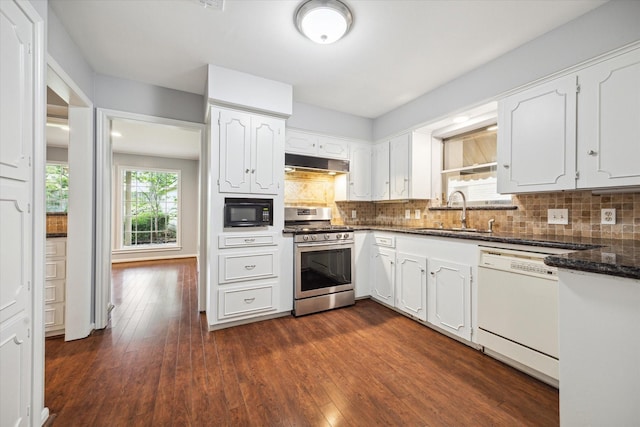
[45,161,69,213]
[113,165,182,253]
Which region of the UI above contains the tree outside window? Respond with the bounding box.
[46,163,69,212]
[121,168,179,247]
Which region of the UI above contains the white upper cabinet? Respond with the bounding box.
[371,141,390,200]
[348,142,372,201]
[372,132,431,201]
[218,109,283,194]
[497,75,578,193]
[498,46,640,193]
[285,129,349,159]
[577,48,640,188]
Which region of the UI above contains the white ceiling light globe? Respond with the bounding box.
[295,0,353,44]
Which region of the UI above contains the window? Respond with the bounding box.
[46,163,69,212]
[441,125,511,205]
[119,168,180,248]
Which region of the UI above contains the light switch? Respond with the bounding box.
[548,209,569,225]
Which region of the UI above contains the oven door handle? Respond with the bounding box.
[295,242,353,249]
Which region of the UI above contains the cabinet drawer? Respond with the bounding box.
[46,238,66,258]
[219,284,274,319]
[218,251,278,283]
[45,279,65,304]
[44,302,65,329]
[218,233,276,249]
[45,259,66,280]
[374,235,395,248]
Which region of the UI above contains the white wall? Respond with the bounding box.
[287,101,373,141]
[95,74,205,124]
[373,0,640,140]
[111,153,199,262]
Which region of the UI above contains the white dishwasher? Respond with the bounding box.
[477,246,561,386]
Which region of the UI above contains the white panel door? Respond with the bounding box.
[389,133,410,199]
[285,129,318,156]
[348,143,371,201]
[428,258,472,341]
[497,74,577,193]
[577,48,640,188]
[218,110,251,193]
[396,252,427,321]
[371,141,389,200]
[370,247,394,304]
[317,136,349,159]
[251,116,282,194]
[0,1,34,425]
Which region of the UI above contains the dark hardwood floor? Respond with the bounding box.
[45,258,559,426]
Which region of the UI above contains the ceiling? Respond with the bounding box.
[50,0,606,119]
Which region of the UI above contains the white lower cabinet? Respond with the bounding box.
[219,283,275,319]
[45,237,66,336]
[428,258,472,341]
[371,246,395,305]
[396,252,427,322]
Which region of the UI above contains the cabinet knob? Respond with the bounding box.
[430,271,435,276]
[245,168,250,173]
[587,150,598,156]
[503,164,510,169]
[251,169,255,174]
[319,145,323,149]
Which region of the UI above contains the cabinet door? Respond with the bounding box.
[219,110,251,193]
[371,247,395,304]
[389,134,410,199]
[353,232,370,298]
[318,136,349,159]
[349,143,371,201]
[285,129,318,156]
[396,252,427,321]
[251,116,282,194]
[371,141,390,200]
[428,258,472,341]
[497,75,577,193]
[577,48,640,188]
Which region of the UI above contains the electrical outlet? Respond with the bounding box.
[601,208,616,225]
[351,210,357,219]
[548,208,569,225]
[601,252,616,263]
[405,209,411,219]
[414,209,421,219]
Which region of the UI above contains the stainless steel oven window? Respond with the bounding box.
[295,242,354,299]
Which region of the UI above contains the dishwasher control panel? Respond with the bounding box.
[480,248,558,280]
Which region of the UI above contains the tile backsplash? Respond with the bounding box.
[286,173,639,239]
[46,213,67,234]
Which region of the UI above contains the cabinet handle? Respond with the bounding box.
[13,336,24,345]
[319,145,323,149]
[244,238,255,243]
[245,168,250,173]
[312,143,316,147]
[244,265,256,270]
[587,150,598,156]
[244,297,256,304]
[503,164,510,169]
[430,271,435,276]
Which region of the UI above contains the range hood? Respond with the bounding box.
[285,153,349,173]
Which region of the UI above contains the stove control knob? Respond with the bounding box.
[343,233,349,239]
[336,233,342,239]
[311,235,317,241]
[302,235,309,241]
[325,234,330,240]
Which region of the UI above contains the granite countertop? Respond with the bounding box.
[286,225,639,280]
[46,233,67,238]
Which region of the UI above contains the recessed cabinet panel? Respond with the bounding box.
[285,130,318,156]
[390,134,410,199]
[372,141,390,201]
[0,315,30,427]
[371,247,395,304]
[45,238,67,257]
[218,251,278,283]
[218,233,276,248]
[428,258,472,341]
[317,136,349,159]
[219,111,251,193]
[45,259,66,281]
[219,284,274,319]
[348,143,372,201]
[577,48,640,188]
[497,75,577,193]
[44,303,65,329]
[396,252,427,322]
[252,119,279,193]
[45,280,65,304]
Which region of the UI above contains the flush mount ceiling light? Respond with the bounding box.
[295,0,353,44]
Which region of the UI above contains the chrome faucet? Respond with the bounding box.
[447,190,467,229]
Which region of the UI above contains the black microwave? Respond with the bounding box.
[224,198,273,227]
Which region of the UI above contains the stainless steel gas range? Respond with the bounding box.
[285,207,355,316]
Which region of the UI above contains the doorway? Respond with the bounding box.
[95,110,205,329]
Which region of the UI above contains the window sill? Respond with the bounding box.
[113,245,182,254]
[429,206,518,211]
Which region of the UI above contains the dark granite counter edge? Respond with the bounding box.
[544,255,640,280]
[429,205,518,211]
[46,233,67,238]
